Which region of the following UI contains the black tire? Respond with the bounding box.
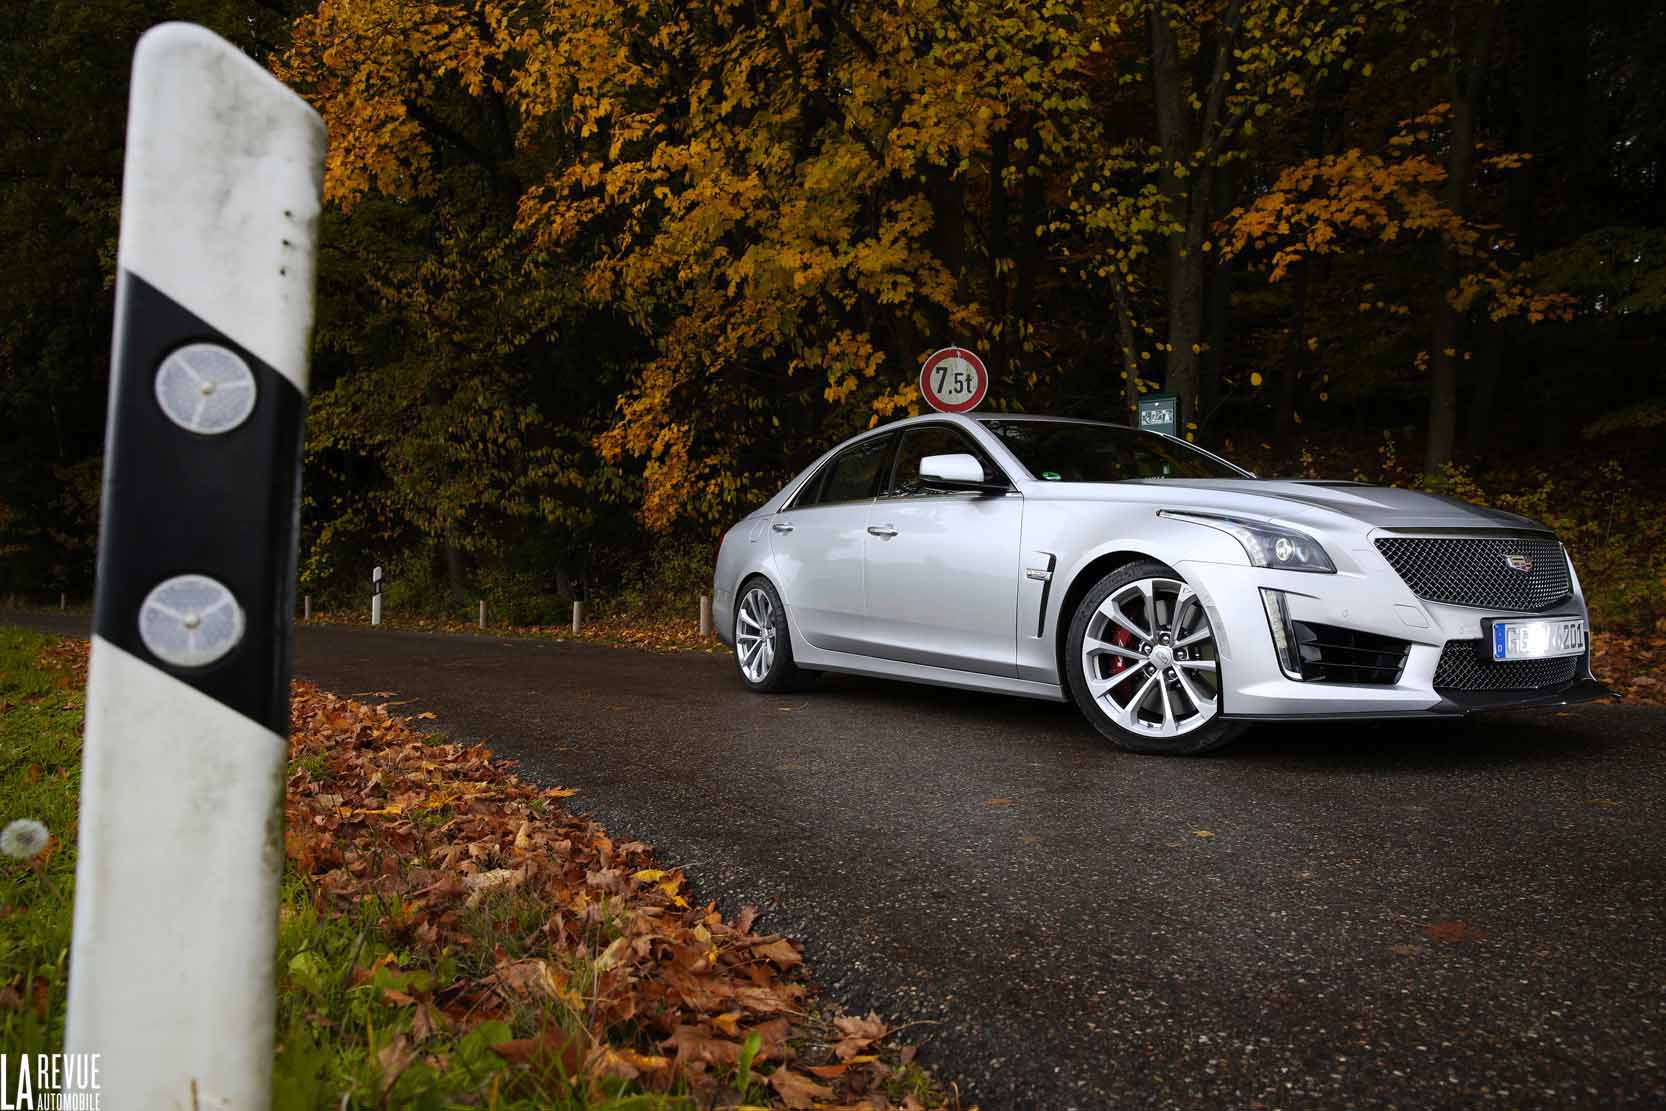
[1065,559,1245,755]
[732,577,809,693]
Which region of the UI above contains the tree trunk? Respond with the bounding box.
[1425,246,1462,474]
[1111,272,1143,419]
[1467,340,1502,456]
[1200,167,1235,441]
[1275,260,1311,461]
[443,535,468,604]
[1424,5,1497,475]
[986,130,1011,382]
[1147,0,1236,429]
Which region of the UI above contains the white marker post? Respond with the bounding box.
[372,565,383,626]
[66,24,324,1111]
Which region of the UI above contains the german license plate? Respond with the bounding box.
[1490,617,1586,661]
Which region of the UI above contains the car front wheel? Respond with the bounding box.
[1066,560,1245,755]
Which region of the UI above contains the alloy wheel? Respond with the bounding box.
[735,586,778,683]
[1080,576,1220,738]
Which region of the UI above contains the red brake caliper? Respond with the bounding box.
[1108,625,1136,675]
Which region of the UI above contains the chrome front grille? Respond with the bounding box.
[1433,640,1581,691]
[1375,535,1570,612]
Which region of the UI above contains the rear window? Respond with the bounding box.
[980,420,1244,482]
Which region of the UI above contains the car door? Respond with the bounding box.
[767,432,896,655]
[860,424,1023,677]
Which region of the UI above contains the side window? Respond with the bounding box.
[888,426,1004,496]
[787,465,827,510]
[795,434,895,508]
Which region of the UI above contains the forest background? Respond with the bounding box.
[2,0,1661,635]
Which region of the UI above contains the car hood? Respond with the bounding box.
[1117,478,1550,533]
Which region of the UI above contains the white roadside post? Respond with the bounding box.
[65,23,324,1111]
[478,598,487,629]
[372,565,383,626]
[699,594,712,639]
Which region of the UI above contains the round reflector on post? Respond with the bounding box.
[153,343,258,434]
[138,574,245,667]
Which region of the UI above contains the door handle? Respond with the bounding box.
[867,525,898,538]
[771,521,794,533]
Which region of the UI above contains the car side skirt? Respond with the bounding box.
[792,641,1069,703]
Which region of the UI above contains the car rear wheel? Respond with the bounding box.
[733,578,808,693]
[1066,560,1245,755]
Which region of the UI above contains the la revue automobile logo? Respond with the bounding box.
[0,1054,101,1110]
[1504,553,1535,573]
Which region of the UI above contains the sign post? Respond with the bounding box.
[1137,392,1181,438]
[65,23,324,1110]
[918,346,990,413]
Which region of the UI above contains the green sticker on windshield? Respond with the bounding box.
[1042,471,1062,481]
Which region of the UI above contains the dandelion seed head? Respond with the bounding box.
[1,819,50,860]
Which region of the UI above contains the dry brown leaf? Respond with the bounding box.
[491,1028,584,1077]
[664,1024,742,1067]
[833,1012,889,1059]
[376,1034,417,1094]
[1423,920,1488,944]
[494,957,563,1000]
[769,1067,836,1109]
[805,1062,849,1079]
[754,938,803,968]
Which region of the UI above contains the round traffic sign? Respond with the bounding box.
[918,346,989,413]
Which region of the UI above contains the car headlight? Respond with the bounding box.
[1157,511,1336,574]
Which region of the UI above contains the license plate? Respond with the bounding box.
[1490,617,1586,661]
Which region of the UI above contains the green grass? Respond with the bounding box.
[0,627,82,1053]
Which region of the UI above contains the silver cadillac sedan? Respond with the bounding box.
[712,414,1608,754]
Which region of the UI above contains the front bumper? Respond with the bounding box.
[1220,676,1614,721]
[1174,556,1611,720]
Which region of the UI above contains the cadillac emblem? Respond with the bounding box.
[1504,553,1534,573]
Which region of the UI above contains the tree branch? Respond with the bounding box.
[1199,0,1244,148]
[404,100,512,190]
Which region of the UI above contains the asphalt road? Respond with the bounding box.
[13,613,1666,1109]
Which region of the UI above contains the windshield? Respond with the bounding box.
[979,419,1248,482]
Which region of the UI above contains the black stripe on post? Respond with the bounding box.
[92,270,305,734]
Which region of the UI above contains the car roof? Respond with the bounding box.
[877,411,1139,433]
[972,413,1138,430]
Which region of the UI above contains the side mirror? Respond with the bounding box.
[918,453,1003,492]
